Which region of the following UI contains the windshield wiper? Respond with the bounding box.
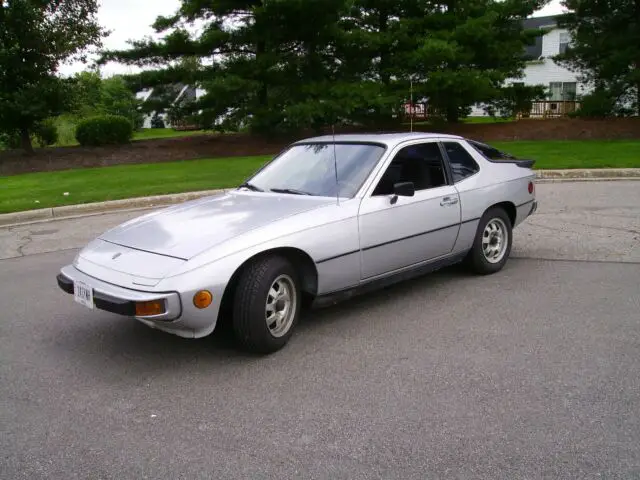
[238,182,263,192]
[270,188,312,196]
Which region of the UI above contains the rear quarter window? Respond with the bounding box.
[467,140,517,161]
[442,142,480,183]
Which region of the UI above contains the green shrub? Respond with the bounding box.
[570,87,634,118]
[151,113,166,129]
[1,121,58,150]
[53,114,80,146]
[33,119,59,147]
[483,84,548,119]
[569,89,616,118]
[75,115,133,146]
[0,130,21,150]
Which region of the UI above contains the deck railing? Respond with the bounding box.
[403,100,582,121]
[519,101,581,119]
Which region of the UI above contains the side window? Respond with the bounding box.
[468,139,516,160]
[372,142,447,195]
[442,142,480,183]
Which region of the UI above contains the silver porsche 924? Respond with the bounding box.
[57,132,538,354]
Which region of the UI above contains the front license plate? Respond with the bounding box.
[74,281,94,309]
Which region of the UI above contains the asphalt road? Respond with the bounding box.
[1,181,639,479]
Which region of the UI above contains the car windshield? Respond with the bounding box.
[243,142,386,198]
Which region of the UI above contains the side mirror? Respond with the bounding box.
[394,182,415,197]
[390,182,414,204]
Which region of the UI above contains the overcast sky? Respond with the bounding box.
[58,0,565,78]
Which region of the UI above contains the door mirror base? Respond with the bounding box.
[390,182,415,204]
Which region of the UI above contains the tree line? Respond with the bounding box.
[1,0,638,153]
[102,0,551,133]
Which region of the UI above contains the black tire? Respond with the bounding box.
[232,255,301,354]
[465,207,513,275]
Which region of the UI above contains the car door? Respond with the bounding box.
[357,140,462,280]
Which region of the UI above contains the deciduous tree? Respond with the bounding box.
[0,0,106,152]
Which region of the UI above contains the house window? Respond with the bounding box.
[562,82,577,101]
[559,31,570,54]
[549,82,577,101]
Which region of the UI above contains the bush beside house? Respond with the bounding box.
[75,115,134,146]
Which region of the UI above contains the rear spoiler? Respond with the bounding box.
[497,159,535,168]
[466,140,535,169]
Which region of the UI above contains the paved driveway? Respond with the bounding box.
[1,181,639,479]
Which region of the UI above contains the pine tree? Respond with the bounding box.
[556,0,640,115]
[100,0,546,130]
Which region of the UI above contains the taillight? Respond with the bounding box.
[528,181,534,194]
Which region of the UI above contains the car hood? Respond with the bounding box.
[99,191,335,260]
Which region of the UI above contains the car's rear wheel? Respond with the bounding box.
[232,255,301,354]
[465,207,513,275]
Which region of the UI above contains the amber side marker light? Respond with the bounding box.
[135,300,166,316]
[193,290,213,309]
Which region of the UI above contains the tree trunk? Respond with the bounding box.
[252,39,269,134]
[636,0,640,115]
[377,7,392,125]
[256,40,267,108]
[20,127,34,155]
[379,7,390,87]
[446,105,459,123]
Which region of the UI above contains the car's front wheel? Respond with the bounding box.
[232,255,301,354]
[466,207,513,275]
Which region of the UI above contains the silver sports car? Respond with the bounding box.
[57,132,538,354]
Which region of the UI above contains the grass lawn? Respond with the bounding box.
[0,155,271,214]
[50,128,207,147]
[132,128,208,141]
[0,124,210,150]
[490,140,640,169]
[48,116,206,147]
[1,140,638,214]
[463,116,515,124]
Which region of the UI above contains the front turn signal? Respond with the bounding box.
[135,300,166,316]
[193,290,213,309]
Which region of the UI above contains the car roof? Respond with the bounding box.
[293,132,464,149]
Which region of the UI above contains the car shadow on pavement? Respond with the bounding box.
[300,263,470,328]
[50,263,476,375]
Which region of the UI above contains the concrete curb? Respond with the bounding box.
[1,169,639,228]
[534,168,640,179]
[535,177,639,183]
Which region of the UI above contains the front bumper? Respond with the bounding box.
[57,265,182,322]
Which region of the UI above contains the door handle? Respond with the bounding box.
[440,196,459,207]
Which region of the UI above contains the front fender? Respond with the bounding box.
[153,242,307,338]
[155,213,362,337]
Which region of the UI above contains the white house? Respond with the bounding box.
[136,84,207,129]
[519,15,587,100]
[469,14,591,117]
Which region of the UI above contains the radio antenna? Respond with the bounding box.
[332,124,340,206]
[410,78,414,133]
